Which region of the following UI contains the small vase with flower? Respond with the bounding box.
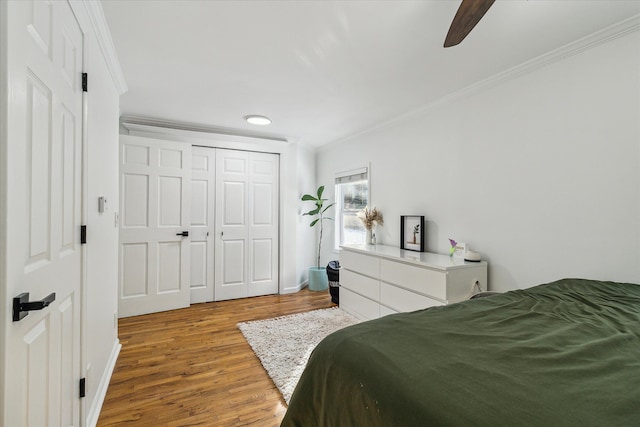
[358,207,384,245]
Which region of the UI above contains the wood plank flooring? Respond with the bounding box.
[98,288,334,426]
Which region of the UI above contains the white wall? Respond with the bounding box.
[83,27,122,426]
[296,144,317,287]
[317,31,640,292]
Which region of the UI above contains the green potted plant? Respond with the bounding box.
[301,185,335,291]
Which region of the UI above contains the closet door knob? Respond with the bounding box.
[176,231,189,237]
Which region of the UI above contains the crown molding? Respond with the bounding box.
[424,13,640,114]
[121,116,289,145]
[320,13,640,152]
[70,0,128,95]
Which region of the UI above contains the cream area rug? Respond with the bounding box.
[238,307,360,404]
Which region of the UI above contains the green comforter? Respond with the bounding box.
[281,279,640,426]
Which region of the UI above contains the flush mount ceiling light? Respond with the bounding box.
[245,115,272,126]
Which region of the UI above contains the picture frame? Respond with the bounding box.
[400,215,425,252]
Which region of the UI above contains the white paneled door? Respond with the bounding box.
[190,147,215,303]
[119,136,191,317]
[215,149,279,301]
[3,1,83,425]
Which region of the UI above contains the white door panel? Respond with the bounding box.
[119,136,191,317]
[216,150,249,300]
[4,1,83,425]
[190,241,208,294]
[252,239,273,277]
[158,176,184,226]
[223,181,246,225]
[191,181,208,225]
[122,173,149,227]
[121,243,148,297]
[190,147,215,303]
[223,240,245,283]
[215,149,279,301]
[247,152,279,297]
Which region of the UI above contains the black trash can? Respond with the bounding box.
[326,260,340,305]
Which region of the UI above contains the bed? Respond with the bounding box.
[281,278,640,426]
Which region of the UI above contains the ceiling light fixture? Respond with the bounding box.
[245,115,272,126]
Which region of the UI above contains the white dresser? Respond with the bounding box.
[339,244,488,320]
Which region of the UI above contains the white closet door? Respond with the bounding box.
[247,152,279,297]
[119,135,191,317]
[3,1,83,425]
[190,147,215,303]
[215,149,279,300]
[215,149,249,300]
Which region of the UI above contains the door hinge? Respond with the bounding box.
[81,225,87,244]
[79,378,86,398]
[82,73,88,92]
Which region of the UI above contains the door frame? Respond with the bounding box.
[0,0,8,421]
[79,35,90,427]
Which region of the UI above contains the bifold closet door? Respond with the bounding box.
[215,149,279,301]
[119,136,191,317]
[190,147,215,303]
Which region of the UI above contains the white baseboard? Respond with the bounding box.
[282,280,308,294]
[86,339,121,427]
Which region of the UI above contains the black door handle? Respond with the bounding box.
[176,231,189,237]
[13,292,56,321]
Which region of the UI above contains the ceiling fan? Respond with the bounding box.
[444,0,496,47]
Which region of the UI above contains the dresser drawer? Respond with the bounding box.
[341,269,379,301]
[341,288,380,320]
[380,282,444,313]
[340,250,379,277]
[380,259,447,300]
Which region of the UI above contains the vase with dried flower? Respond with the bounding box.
[357,207,384,244]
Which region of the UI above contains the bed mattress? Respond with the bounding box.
[281,278,640,426]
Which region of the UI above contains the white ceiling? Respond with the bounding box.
[101,1,640,148]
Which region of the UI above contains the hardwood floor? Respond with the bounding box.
[98,288,334,426]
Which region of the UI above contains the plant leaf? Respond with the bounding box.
[306,207,320,216]
[321,203,335,213]
[310,218,319,227]
[301,194,317,201]
[317,185,325,199]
